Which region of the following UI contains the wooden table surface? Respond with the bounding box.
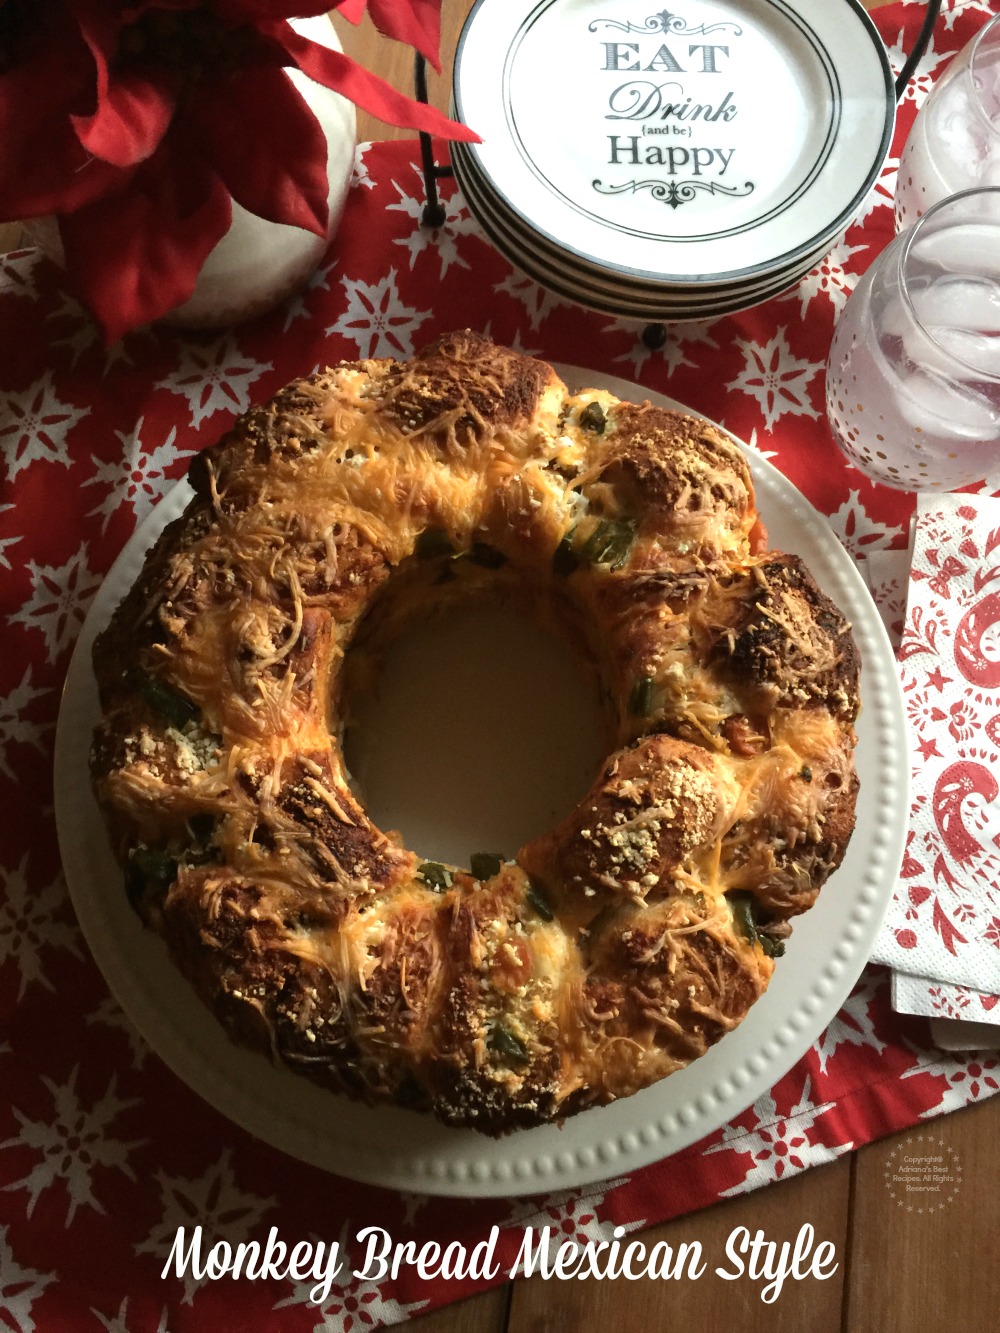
[3,4,997,1330]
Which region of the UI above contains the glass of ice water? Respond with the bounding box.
[825,187,1000,492]
[895,14,1000,231]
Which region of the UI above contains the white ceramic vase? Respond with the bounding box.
[163,16,357,328]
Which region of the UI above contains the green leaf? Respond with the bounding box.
[729,893,757,945]
[579,401,607,434]
[187,812,216,843]
[552,533,579,576]
[728,892,786,958]
[469,542,506,568]
[470,852,504,881]
[489,1023,530,1066]
[417,861,452,891]
[129,669,199,729]
[526,880,554,922]
[581,518,637,570]
[415,528,455,560]
[129,846,177,885]
[394,1072,426,1108]
[628,675,656,717]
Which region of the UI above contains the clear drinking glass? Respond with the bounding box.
[825,187,1000,492]
[895,14,1000,230]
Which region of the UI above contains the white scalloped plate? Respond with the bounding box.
[54,368,907,1196]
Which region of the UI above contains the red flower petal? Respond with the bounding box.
[0,28,126,217]
[366,0,443,72]
[194,66,330,236]
[67,0,177,166]
[59,132,233,341]
[335,0,368,22]
[276,23,479,141]
[71,67,177,167]
[214,1,335,19]
[120,1,201,13]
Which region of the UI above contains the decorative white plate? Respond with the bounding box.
[54,368,908,1197]
[452,140,842,300]
[454,0,893,285]
[452,141,837,321]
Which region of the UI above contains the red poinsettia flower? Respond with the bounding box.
[0,0,477,338]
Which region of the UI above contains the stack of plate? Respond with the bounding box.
[451,0,895,322]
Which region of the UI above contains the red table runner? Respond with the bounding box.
[2,4,998,1329]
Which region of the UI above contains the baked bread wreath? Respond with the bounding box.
[90,331,860,1135]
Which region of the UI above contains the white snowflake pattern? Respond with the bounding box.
[0,1225,53,1333]
[275,1223,428,1333]
[46,289,143,374]
[1,1068,143,1227]
[351,141,377,191]
[47,291,102,370]
[478,322,541,358]
[83,417,191,535]
[903,1054,1000,1118]
[0,251,40,303]
[793,239,869,317]
[941,0,995,32]
[740,426,779,463]
[726,328,823,430]
[8,542,102,663]
[105,325,151,373]
[0,502,23,571]
[503,1175,631,1231]
[397,1191,431,1228]
[92,1297,170,1333]
[86,997,151,1071]
[609,317,721,378]
[137,1149,277,1304]
[609,324,661,378]
[45,288,89,326]
[705,1079,853,1194]
[854,153,900,229]
[282,259,336,330]
[826,489,906,560]
[0,372,90,481]
[813,970,888,1074]
[327,269,429,360]
[886,26,949,105]
[0,856,82,1000]
[388,179,476,277]
[494,271,570,331]
[0,666,50,779]
[506,1186,644,1279]
[158,336,272,430]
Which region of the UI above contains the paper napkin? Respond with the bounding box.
[869,494,1000,998]
[892,971,1000,1027]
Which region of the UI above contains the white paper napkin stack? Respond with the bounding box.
[867,493,1000,1051]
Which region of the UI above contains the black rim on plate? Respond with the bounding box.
[451,141,837,321]
[451,140,843,304]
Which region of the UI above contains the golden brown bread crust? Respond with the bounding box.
[90,330,860,1135]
